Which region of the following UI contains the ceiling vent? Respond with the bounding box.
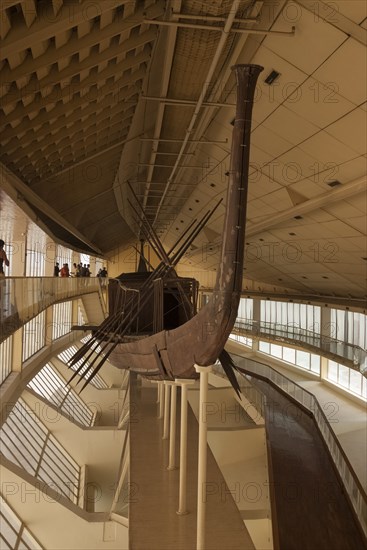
[327,180,342,187]
[264,70,281,85]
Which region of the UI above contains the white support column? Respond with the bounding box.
[158,382,164,419]
[252,297,261,352]
[167,382,177,470]
[149,380,162,416]
[176,378,195,515]
[195,364,212,550]
[162,381,170,440]
[320,306,332,382]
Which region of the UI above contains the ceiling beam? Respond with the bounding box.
[0,65,146,126]
[140,0,182,215]
[0,0,125,61]
[0,161,102,254]
[144,18,295,36]
[2,82,140,145]
[0,33,153,108]
[296,0,367,46]
[140,138,228,144]
[13,103,136,170]
[142,95,236,107]
[37,134,144,181]
[176,13,259,24]
[0,1,164,87]
[20,122,131,181]
[246,176,367,236]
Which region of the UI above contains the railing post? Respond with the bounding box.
[176,378,195,515]
[195,364,212,550]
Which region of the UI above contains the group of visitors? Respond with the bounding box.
[53,262,107,278]
[97,267,108,278]
[54,262,90,277]
[53,262,70,277]
[0,242,108,279]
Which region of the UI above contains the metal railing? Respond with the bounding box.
[0,398,80,504]
[111,374,130,520]
[0,277,105,344]
[229,353,367,539]
[233,318,367,371]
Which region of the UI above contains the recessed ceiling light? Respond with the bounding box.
[264,70,281,85]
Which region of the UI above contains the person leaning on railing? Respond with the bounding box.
[60,263,70,277]
[0,239,10,277]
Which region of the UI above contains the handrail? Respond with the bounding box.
[117,377,130,429]
[212,361,265,421]
[0,277,105,344]
[232,317,367,370]
[228,352,367,538]
[111,423,130,514]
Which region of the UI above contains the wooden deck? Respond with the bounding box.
[129,376,255,550]
[255,379,367,550]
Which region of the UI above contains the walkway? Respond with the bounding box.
[232,318,366,371]
[240,373,366,549]
[129,375,255,550]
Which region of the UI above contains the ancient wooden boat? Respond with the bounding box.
[70,64,263,389]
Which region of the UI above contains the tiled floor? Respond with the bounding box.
[129,376,255,550]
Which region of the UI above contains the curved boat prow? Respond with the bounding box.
[70,64,263,387]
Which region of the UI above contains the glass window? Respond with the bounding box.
[283,346,296,364]
[259,341,270,353]
[270,344,282,358]
[22,311,46,362]
[0,399,80,504]
[56,244,72,268]
[52,301,72,340]
[338,364,349,388]
[28,363,94,427]
[300,304,307,329]
[327,361,338,382]
[349,370,362,395]
[0,337,12,385]
[57,344,108,389]
[310,354,321,374]
[296,350,310,370]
